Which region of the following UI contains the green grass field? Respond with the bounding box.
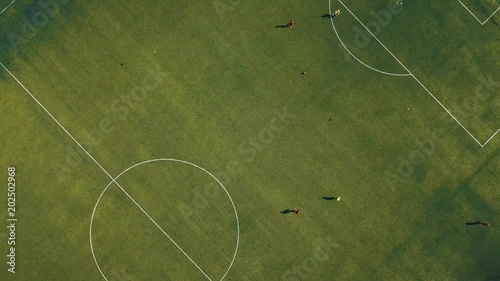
[1,0,499,280]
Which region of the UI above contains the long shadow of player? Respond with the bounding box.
[280,209,294,214]
[466,221,489,227]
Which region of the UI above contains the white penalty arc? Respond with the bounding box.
[89,158,240,281]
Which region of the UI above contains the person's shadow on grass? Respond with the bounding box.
[465,221,481,226]
[322,196,335,200]
[321,13,334,18]
[281,209,293,214]
[276,24,289,28]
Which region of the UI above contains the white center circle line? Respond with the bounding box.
[90,158,240,281]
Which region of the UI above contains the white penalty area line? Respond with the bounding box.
[337,0,498,147]
[0,62,214,281]
[457,0,500,25]
[0,0,17,16]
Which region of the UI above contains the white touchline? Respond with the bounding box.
[328,0,411,77]
[0,0,17,16]
[336,0,498,147]
[457,0,500,25]
[0,62,214,281]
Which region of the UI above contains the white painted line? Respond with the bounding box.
[90,158,240,281]
[336,0,498,147]
[0,62,116,177]
[107,179,215,281]
[482,6,500,24]
[328,0,411,77]
[481,129,500,147]
[457,0,485,24]
[112,179,212,281]
[0,0,17,16]
[0,62,219,280]
[457,0,500,25]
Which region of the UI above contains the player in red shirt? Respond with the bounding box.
[294,208,300,214]
[287,20,294,28]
